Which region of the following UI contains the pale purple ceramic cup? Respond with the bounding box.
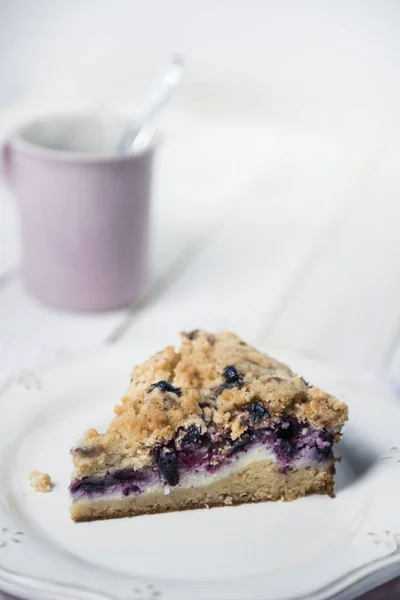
[0,114,155,311]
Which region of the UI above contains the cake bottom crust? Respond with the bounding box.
[70,459,335,522]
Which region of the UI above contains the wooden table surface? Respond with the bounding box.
[0,101,399,599]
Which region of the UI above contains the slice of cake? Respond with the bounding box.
[69,330,348,522]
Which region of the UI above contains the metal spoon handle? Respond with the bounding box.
[116,55,185,154]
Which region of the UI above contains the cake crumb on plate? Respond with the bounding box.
[29,470,52,493]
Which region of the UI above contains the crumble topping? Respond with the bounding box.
[71,330,348,478]
[84,428,99,440]
[29,470,52,493]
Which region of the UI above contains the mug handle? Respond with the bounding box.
[0,141,13,187]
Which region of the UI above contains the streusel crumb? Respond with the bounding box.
[71,330,348,479]
[85,428,99,440]
[29,470,51,493]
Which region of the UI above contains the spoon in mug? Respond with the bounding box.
[115,55,185,155]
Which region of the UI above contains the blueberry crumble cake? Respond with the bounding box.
[69,330,348,522]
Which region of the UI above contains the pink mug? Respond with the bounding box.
[0,113,155,311]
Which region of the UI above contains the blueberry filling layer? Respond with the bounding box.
[70,417,335,500]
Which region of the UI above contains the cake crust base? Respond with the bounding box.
[70,459,335,522]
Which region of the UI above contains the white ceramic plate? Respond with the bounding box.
[0,343,399,600]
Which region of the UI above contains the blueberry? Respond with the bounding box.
[149,380,182,397]
[184,330,199,340]
[229,433,251,455]
[249,401,269,422]
[122,484,140,496]
[157,448,180,486]
[110,469,136,483]
[73,446,97,457]
[69,478,84,493]
[277,417,301,440]
[71,476,106,495]
[181,425,202,445]
[280,439,296,459]
[315,431,333,461]
[222,365,244,389]
[316,444,333,461]
[85,477,106,492]
[301,377,312,388]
